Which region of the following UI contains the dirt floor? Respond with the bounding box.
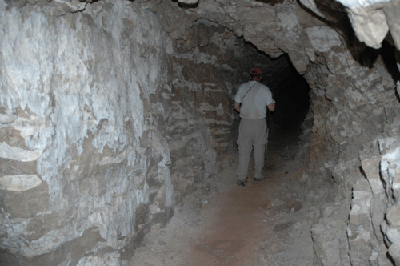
[129,123,318,266]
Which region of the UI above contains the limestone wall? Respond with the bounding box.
[0,1,274,264]
[0,1,175,265]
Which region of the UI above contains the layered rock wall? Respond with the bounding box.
[0,1,280,264]
[0,1,176,265]
[152,10,287,201]
[300,1,400,265]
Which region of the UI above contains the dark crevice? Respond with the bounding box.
[386,251,396,265]
[359,166,367,178]
[381,35,400,102]
[381,38,400,83]
[268,54,311,130]
[255,0,286,6]
[172,0,199,9]
[178,2,199,8]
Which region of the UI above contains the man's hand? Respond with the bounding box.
[234,101,241,112]
[267,103,275,112]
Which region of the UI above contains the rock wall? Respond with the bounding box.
[2,0,400,265]
[151,19,250,203]
[0,1,176,265]
[154,0,400,265]
[0,1,281,264]
[153,13,286,202]
[300,1,400,265]
[307,39,399,266]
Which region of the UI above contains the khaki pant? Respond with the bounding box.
[236,118,268,180]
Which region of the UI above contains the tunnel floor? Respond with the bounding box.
[130,122,315,266]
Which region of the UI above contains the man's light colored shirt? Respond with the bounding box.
[234,81,275,119]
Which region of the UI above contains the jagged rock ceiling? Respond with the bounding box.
[133,0,399,76]
[172,0,400,51]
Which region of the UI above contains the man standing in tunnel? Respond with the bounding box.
[234,67,275,186]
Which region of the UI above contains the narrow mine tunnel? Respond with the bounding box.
[1,0,400,266]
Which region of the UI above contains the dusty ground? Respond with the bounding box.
[129,124,319,266]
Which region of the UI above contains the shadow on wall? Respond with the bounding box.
[171,0,199,9]
[381,38,400,102]
[255,0,286,6]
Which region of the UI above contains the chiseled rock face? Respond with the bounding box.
[0,1,175,265]
[303,37,399,265]
[300,3,400,266]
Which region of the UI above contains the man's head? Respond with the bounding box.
[250,67,262,81]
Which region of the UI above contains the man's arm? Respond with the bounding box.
[234,101,241,112]
[267,103,275,112]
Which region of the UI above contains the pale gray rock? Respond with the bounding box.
[380,138,400,263]
[0,0,175,264]
[330,0,400,51]
[0,142,42,162]
[347,5,389,49]
[305,26,342,53]
[299,0,326,18]
[0,114,17,124]
[311,202,351,266]
[383,1,400,51]
[347,178,376,265]
[0,175,42,192]
[76,252,121,266]
[336,0,393,10]
[178,0,199,4]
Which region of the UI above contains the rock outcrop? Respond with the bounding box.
[0,1,175,265]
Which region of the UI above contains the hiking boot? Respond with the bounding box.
[254,178,263,182]
[237,179,246,187]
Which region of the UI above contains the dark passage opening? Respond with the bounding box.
[262,53,311,131]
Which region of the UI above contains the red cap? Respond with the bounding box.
[250,67,262,75]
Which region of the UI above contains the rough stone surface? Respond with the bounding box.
[1,0,400,265]
[0,1,287,264]
[347,5,389,49]
[0,1,176,265]
[302,41,398,266]
[311,201,351,266]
